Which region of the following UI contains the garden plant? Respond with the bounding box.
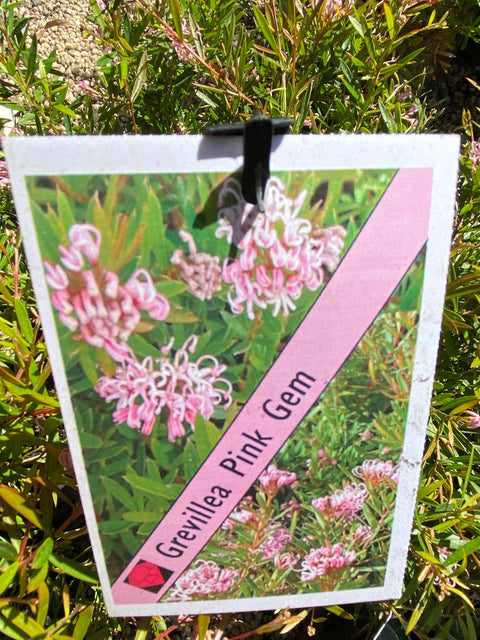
[0,0,480,639]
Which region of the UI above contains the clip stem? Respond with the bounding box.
[241,111,272,212]
[203,112,293,211]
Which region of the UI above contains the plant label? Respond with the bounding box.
[4,134,459,616]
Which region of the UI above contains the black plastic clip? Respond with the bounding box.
[204,111,293,212]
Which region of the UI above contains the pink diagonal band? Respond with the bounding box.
[111,168,433,604]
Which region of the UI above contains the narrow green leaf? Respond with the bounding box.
[131,49,148,103]
[14,299,33,343]
[166,310,200,323]
[32,537,54,569]
[122,511,162,522]
[383,2,395,39]
[252,6,278,54]
[120,56,128,80]
[169,0,183,38]
[72,605,94,640]
[26,33,37,81]
[183,438,200,481]
[142,187,168,268]
[446,537,480,566]
[347,15,364,36]
[197,615,210,640]
[193,414,211,461]
[0,541,18,562]
[36,580,49,627]
[378,100,397,133]
[0,366,26,388]
[49,554,98,583]
[27,562,48,593]
[0,562,19,597]
[53,102,76,117]
[101,477,137,511]
[124,473,182,500]
[324,606,354,620]
[0,486,44,530]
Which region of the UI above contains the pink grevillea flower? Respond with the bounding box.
[257,525,292,559]
[464,410,480,429]
[164,18,198,64]
[312,483,368,522]
[313,0,353,19]
[352,459,399,488]
[44,224,169,362]
[167,561,239,601]
[95,335,232,441]
[274,552,299,571]
[215,177,346,319]
[469,141,480,172]
[0,160,10,190]
[300,544,356,582]
[258,464,297,496]
[171,230,222,300]
[307,448,337,472]
[223,507,260,531]
[352,525,374,547]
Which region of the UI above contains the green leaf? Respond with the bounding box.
[53,102,76,117]
[36,580,49,628]
[156,279,187,297]
[183,438,200,481]
[0,541,18,562]
[324,606,354,620]
[122,511,161,522]
[14,299,33,343]
[0,605,46,639]
[252,6,278,54]
[446,537,480,566]
[383,3,395,40]
[131,49,148,103]
[32,537,54,569]
[79,431,103,449]
[197,615,210,640]
[166,310,200,323]
[0,486,44,530]
[169,0,183,38]
[49,554,98,583]
[378,100,397,133]
[26,33,37,81]
[124,472,182,500]
[193,414,212,461]
[27,562,48,593]
[72,605,94,640]
[347,15,364,36]
[0,562,19,597]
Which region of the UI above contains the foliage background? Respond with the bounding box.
[1,0,480,639]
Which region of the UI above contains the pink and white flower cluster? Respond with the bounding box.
[258,464,297,496]
[313,0,353,19]
[167,561,239,601]
[171,230,222,300]
[258,525,292,559]
[352,458,399,487]
[312,482,368,522]
[44,224,170,362]
[95,335,232,441]
[300,543,356,582]
[224,506,260,530]
[0,160,9,190]
[274,552,298,571]
[216,177,346,319]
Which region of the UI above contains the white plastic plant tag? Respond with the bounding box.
[4,134,459,616]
